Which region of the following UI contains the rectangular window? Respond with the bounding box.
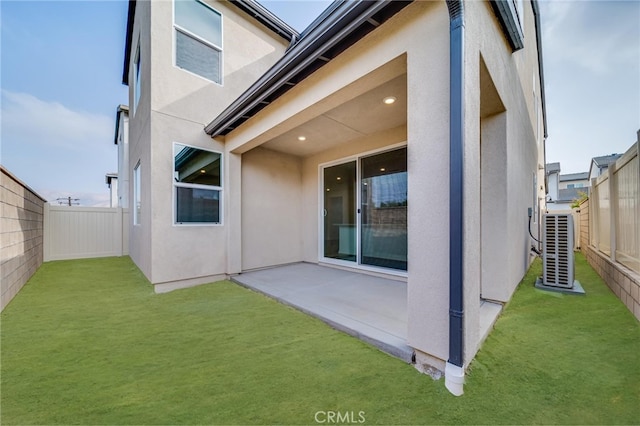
[174,0,222,83]
[133,43,141,114]
[533,172,538,224]
[173,143,222,224]
[133,162,141,225]
[567,184,575,189]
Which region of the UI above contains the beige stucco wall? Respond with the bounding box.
[1,167,45,312]
[225,1,453,362]
[241,147,303,271]
[127,0,290,286]
[230,0,543,367]
[127,0,544,371]
[459,0,543,363]
[128,0,152,281]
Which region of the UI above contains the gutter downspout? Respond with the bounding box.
[445,0,465,397]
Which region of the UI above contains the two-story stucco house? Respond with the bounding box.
[121,0,547,395]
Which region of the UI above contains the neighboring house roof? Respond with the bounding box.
[559,172,589,182]
[592,153,622,169]
[105,173,118,187]
[205,0,548,138]
[114,104,129,145]
[121,0,299,85]
[546,162,560,174]
[204,0,412,136]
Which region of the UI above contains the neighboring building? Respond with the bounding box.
[559,171,589,190]
[546,162,560,202]
[104,106,130,209]
[105,173,118,208]
[589,153,622,181]
[546,164,589,212]
[120,0,547,394]
[114,105,130,208]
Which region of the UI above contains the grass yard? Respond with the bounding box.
[1,253,639,424]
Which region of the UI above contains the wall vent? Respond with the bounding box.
[542,214,574,288]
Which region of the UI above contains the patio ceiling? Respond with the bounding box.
[260,74,407,157]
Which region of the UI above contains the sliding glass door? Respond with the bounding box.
[361,148,407,270]
[322,147,407,272]
[323,161,357,262]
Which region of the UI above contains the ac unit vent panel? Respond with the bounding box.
[542,214,575,288]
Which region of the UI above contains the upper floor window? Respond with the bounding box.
[173,143,222,225]
[133,42,141,114]
[174,0,222,84]
[514,0,524,33]
[133,161,141,225]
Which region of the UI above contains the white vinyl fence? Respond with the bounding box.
[590,140,640,273]
[43,205,129,261]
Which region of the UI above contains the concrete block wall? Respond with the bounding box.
[584,247,640,321]
[579,198,640,321]
[1,167,46,311]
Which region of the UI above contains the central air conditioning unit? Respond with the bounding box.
[542,213,574,288]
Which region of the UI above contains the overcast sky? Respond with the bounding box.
[1,0,638,206]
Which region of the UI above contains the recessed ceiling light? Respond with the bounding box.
[200,169,206,174]
[326,188,330,192]
[336,177,341,181]
[298,136,307,141]
[380,167,386,172]
[383,96,396,105]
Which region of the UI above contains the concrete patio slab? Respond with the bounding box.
[231,263,413,362]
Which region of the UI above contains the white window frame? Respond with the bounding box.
[133,161,141,226]
[317,142,408,278]
[173,142,223,226]
[173,0,223,85]
[133,41,141,115]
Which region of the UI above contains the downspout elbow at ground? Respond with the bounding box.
[445,0,465,397]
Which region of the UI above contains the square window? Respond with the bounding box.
[174,143,222,224]
[174,0,222,83]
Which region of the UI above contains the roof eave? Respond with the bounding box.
[205,0,412,137]
[122,0,136,85]
[230,0,299,42]
[531,0,548,139]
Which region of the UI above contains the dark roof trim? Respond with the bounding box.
[230,0,298,42]
[490,0,524,51]
[592,153,621,167]
[114,104,129,145]
[105,173,118,186]
[122,0,136,85]
[122,0,299,86]
[205,0,412,136]
[531,0,548,138]
[559,172,589,181]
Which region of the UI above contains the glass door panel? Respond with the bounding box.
[360,148,407,270]
[323,161,356,262]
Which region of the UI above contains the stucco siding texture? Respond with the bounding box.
[128,0,291,286]
[1,168,45,312]
[242,147,303,271]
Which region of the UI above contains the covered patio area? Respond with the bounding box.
[231,263,413,362]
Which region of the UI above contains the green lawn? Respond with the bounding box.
[1,253,639,424]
